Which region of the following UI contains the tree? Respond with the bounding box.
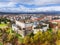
[23,36,31,45]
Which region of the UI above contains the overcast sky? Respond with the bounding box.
[0,0,60,12]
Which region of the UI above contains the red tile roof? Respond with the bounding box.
[49,20,60,23]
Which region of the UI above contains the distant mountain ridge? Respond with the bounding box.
[0,11,60,15]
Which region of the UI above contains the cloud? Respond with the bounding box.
[0,0,60,12]
[0,2,17,8]
[0,0,60,5]
[0,5,60,12]
[0,5,36,12]
[7,0,60,6]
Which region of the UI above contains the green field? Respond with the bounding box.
[0,24,7,28]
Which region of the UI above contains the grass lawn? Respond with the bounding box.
[0,42,3,45]
[0,24,7,28]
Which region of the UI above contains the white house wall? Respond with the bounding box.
[16,21,25,28]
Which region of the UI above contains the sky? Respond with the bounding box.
[0,0,60,12]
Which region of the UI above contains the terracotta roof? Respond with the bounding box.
[35,18,44,21]
[49,20,60,23]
